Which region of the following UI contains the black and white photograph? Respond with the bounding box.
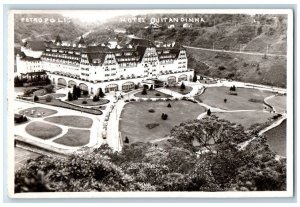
[5,8,294,198]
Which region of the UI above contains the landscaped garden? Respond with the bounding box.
[19,107,58,118]
[119,100,206,144]
[44,116,93,128]
[213,111,274,129]
[196,86,274,110]
[25,121,62,139]
[167,85,193,95]
[67,98,109,106]
[53,128,90,147]
[134,90,172,98]
[39,93,66,99]
[37,99,103,115]
[264,120,286,157]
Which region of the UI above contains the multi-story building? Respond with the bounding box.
[16,35,193,94]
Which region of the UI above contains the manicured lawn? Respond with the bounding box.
[67,98,109,106]
[37,99,102,115]
[44,116,93,128]
[119,100,206,144]
[214,111,274,129]
[196,86,274,110]
[19,107,57,118]
[134,90,172,98]
[53,128,90,147]
[25,121,62,139]
[167,86,193,95]
[39,93,66,99]
[266,95,286,114]
[265,120,286,157]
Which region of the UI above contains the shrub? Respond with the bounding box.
[130,98,136,102]
[68,92,73,101]
[82,100,88,104]
[146,123,160,129]
[193,72,197,82]
[124,136,129,144]
[142,87,147,95]
[93,95,100,102]
[45,95,53,102]
[155,93,161,96]
[83,90,89,96]
[229,92,238,96]
[207,109,211,116]
[218,66,226,70]
[224,98,227,103]
[33,95,39,102]
[45,85,54,93]
[174,98,179,101]
[125,100,130,103]
[161,113,168,120]
[180,82,186,90]
[167,103,172,108]
[73,93,78,100]
[148,109,155,113]
[229,85,236,91]
[98,88,105,98]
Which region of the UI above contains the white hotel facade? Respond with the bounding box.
[16,35,193,94]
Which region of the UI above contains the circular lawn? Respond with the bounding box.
[53,128,90,147]
[119,100,206,144]
[25,121,62,139]
[19,107,58,118]
[44,115,93,128]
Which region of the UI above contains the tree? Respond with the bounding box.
[124,136,129,144]
[230,85,236,91]
[170,116,249,151]
[167,103,172,108]
[149,85,154,90]
[34,95,39,102]
[142,87,147,95]
[224,98,227,103]
[45,95,53,102]
[93,95,99,102]
[207,109,211,116]
[193,72,197,82]
[180,82,186,90]
[68,92,73,101]
[98,88,105,98]
[45,85,54,93]
[161,113,168,120]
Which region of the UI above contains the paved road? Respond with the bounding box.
[184,45,287,57]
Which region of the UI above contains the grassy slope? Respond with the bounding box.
[187,48,287,88]
[119,101,206,143]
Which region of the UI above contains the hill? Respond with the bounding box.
[14,13,88,44]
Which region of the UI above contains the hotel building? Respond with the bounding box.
[16,35,193,94]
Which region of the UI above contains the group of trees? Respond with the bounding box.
[14,75,51,87]
[68,86,82,101]
[15,116,286,193]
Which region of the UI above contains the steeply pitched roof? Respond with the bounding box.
[55,35,62,44]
